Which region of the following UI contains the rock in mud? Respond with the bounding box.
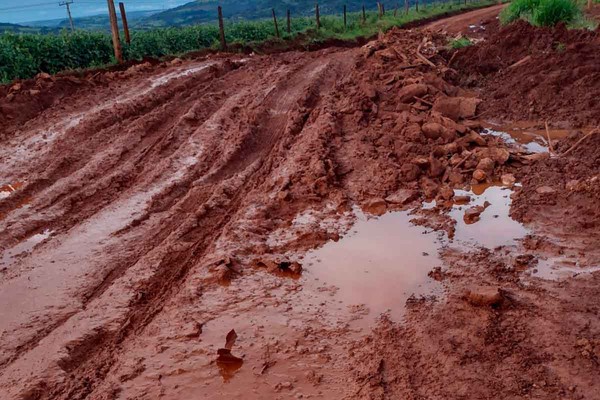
[472,169,487,182]
[502,174,516,186]
[422,122,446,140]
[432,96,481,120]
[463,203,489,224]
[363,198,387,215]
[536,186,556,195]
[385,189,418,205]
[398,83,428,103]
[460,131,487,146]
[463,287,504,307]
[476,157,495,174]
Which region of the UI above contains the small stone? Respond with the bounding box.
[536,186,556,195]
[473,169,487,182]
[454,195,471,204]
[463,202,489,224]
[29,89,40,96]
[385,189,418,205]
[422,122,446,139]
[363,198,387,215]
[464,287,503,307]
[476,157,495,173]
[501,174,516,186]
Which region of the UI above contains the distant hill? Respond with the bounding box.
[139,0,379,28]
[0,22,54,34]
[23,10,161,32]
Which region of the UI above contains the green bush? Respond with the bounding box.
[500,0,582,26]
[532,0,580,26]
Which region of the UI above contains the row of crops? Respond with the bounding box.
[0,1,494,84]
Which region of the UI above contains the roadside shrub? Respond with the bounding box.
[500,0,581,26]
[531,0,580,26]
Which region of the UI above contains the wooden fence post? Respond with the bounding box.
[394,2,398,16]
[405,0,409,14]
[382,3,386,14]
[218,6,227,50]
[416,0,419,12]
[272,9,280,38]
[377,2,382,18]
[362,4,366,23]
[118,2,130,45]
[343,5,347,30]
[287,9,291,34]
[316,3,321,29]
[588,0,592,10]
[107,0,123,63]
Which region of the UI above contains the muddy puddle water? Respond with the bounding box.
[302,210,443,322]
[450,183,529,248]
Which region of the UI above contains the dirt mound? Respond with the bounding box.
[511,130,600,239]
[452,20,600,126]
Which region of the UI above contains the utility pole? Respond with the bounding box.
[107,0,123,63]
[59,0,75,31]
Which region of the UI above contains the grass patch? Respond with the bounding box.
[1,0,497,84]
[500,0,586,26]
[449,36,472,48]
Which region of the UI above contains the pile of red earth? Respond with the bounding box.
[452,20,600,127]
[511,129,600,240]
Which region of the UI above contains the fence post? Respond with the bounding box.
[588,0,592,9]
[118,2,131,45]
[362,4,366,23]
[405,0,409,14]
[343,5,347,30]
[316,3,321,29]
[394,2,398,16]
[382,3,386,14]
[272,9,280,38]
[107,0,123,63]
[218,6,227,50]
[287,9,291,34]
[416,0,419,12]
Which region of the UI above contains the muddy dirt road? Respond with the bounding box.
[1,6,600,400]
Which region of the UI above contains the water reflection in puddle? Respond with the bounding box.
[1,229,53,268]
[450,184,529,249]
[303,210,443,322]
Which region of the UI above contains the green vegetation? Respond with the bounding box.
[1,1,496,84]
[449,36,472,48]
[500,0,584,26]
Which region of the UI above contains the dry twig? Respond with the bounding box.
[544,121,556,155]
[416,40,436,68]
[560,128,600,157]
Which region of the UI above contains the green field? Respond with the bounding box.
[0,0,496,84]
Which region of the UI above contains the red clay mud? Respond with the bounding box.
[452,19,600,126]
[1,7,600,400]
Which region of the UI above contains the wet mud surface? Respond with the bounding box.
[1,7,600,400]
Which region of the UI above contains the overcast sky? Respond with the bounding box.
[0,0,191,24]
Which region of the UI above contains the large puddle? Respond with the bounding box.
[302,209,444,322]
[300,182,531,322]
